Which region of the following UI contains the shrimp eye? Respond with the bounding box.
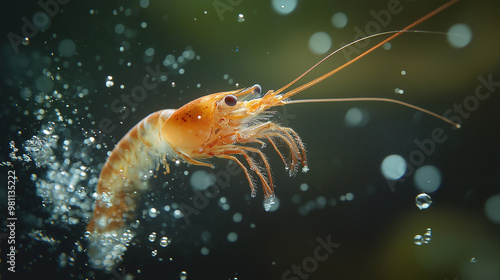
[224,95,237,106]
[253,84,262,95]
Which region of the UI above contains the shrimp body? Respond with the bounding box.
[87,0,459,269]
[87,109,177,268]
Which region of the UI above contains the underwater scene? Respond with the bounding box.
[1,0,500,279]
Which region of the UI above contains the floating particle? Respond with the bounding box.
[35,75,54,93]
[58,39,77,57]
[227,232,238,242]
[115,23,125,34]
[149,207,158,218]
[415,193,432,210]
[344,107,369,127]
[345,193,354,201]
[308,31,332,55]
[414,165,442,193]
[232,212,242,223]
[447,23,473,48]
[105,76,114,88]
[470,257,477,263]
[237,13,245,22]
[33,11,51,31]
[331,12,348,29]
[201,247,209,255]
[484,194,500,224]
[139,0,150,8]
[381,154,406,180]
[272,0,297,15]
[145,47,155,56]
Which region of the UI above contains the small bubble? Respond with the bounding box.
[470,257,477,263]
[414,234,423,245]
[237,13,245,22]
[179,271,188,280]
[415,193,432,210]
[148,232,157,242]
[394,88,404,94]
[151,249,157,257]
[401,70,407,75]
[160,237,171,247]
[171,82,176,87]
[424,228,432,243]
[149,207,158,218]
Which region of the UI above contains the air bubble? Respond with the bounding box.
[237,13,245,22]
[415,193,432,210]
[160,237,171,247]
[148,232,157,242]
[414,234,423,245]
[149,207,158,218]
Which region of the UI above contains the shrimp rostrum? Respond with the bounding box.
[86,0,460,269]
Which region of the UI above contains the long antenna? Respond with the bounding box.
[273,0,459,99]
[286,98,461,128]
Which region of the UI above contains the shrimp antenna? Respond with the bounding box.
[287,98,461,128]
[272,0,460,128]
[275,0,459,99]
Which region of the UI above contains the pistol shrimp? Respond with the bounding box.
[86,0,460,268]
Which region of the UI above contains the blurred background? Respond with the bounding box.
[1,0,500,279]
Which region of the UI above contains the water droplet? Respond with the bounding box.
[263,195,275,212]
[148,232,157,242]
[415,193,432,210]
[414,234,423,245]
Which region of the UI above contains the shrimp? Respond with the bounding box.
[86,0,460,269]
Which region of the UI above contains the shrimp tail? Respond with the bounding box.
[86,109,177,269]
